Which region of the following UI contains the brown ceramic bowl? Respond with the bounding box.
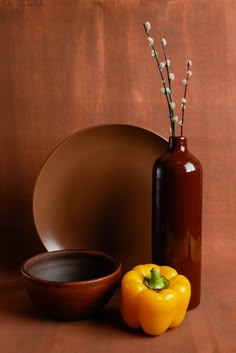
[21,249,121,320]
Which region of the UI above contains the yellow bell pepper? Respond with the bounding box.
[120,264,191,335]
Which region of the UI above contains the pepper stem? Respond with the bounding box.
[144,268,170,290]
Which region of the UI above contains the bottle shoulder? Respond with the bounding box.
[153,150,202,173]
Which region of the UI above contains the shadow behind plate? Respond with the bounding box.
[33,124,167,273]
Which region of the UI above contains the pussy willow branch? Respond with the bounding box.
[143,24,175,136]
[181,62,190,137]
[160,40,172,103]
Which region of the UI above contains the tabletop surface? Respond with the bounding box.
[0,266,235,353]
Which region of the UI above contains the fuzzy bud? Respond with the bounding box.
[172,116,178,122]
[145,22,151,32]
[147,37,154,46]
[187,70,192,77]
[166,87,171,94]
[159,62,166,70]
[170,102,176,110]
[151,49,157,57]
[161,38,167,47]
[169,73,175,81]
[187,59,192,66]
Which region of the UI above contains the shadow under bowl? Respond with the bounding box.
[21,249,121,320]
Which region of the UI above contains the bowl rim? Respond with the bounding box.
[20,249,121,287]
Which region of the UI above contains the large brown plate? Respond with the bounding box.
[33,124,167,273]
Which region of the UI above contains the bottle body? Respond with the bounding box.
[152,136,202,310]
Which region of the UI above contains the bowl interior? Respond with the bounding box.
[23,251,119,283]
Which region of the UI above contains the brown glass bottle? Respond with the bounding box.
[152,136,202,310]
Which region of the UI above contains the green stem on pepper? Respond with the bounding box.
[144,268,170,290]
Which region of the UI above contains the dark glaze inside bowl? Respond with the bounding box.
[23,250,120,283]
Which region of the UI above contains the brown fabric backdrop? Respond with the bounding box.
[0,1,235,352]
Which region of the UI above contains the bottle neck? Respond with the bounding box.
[169,136,188,152]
